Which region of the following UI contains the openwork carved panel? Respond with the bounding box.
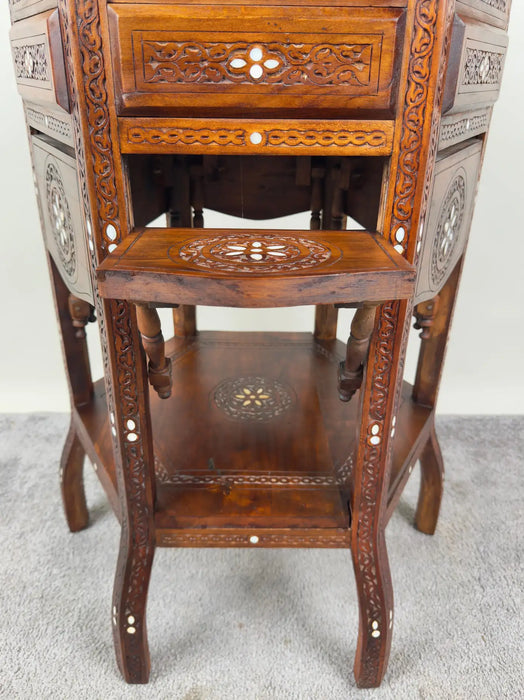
[13,43,49,81]
[26,106,73,145]
[463,48,504,86]
[174,234,340,274]
[439,111,489,149]
[142,41,373,87]
[431,174,466,287]
[213,376,295,422]
[45,161,76,278]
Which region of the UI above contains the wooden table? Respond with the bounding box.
[8,0,511,688]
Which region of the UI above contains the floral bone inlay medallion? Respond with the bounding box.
[431,173,466,286]
[213,376,295,421]
[174,234,339,273]
[45,160,76,278]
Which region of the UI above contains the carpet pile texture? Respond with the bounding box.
[0,414,522,699]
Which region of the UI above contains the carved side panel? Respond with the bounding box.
[9,0,57,23]
[9,9,69,112]
[456,0,511,29]
[443,18,508,114]
[31,135,93,303]
[25,103,74,147]
[415,139,483,303]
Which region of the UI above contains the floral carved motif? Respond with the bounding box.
[463,48,504,86]
[213,376,295,422]
[142,41,373,86]
[175,234,339,273]
[431,174,466,287]
[13,44,49,81]
[45,161,76,278]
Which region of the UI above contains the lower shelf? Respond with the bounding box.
[73,331,433,547]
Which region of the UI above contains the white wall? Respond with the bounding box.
[1,4,523,414]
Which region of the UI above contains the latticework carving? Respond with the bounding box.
[158,530,350,548]
[439,113,489,147]
[13,43,49,81]
[142,41,373,86]
[26,107,73,141]
[45,161,76,278]
[463,47,504,86]
[175,234,339,273]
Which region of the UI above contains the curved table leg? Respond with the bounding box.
[415,423,445,535]
[351,529,393,688]
[112,532,155,683]
[60,420,88,532]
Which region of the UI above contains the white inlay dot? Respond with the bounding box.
[126,419,136,431]
[372,630,381,638]
[250,132,263,145]
[250,64,263,80]
[372,620,379,630]
[395,227,406,243]
[88,239,94,252]
[108,244,117,253]
[369,436,381,446]
[111,427,117,437]
[127,432,138,442]
[249,535,259,544]
[230,58,247,69]
[394,244,404,255]
[127,615,135,625]
[106,223,117,241]
[110,412,115,425]
[264,59,279,70]
[127,627,136,635]
[249,47,263,62]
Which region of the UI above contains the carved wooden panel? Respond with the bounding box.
[415,139,483,304]
[439,108,491,150]
[443,17,508,114]
[456,0,511,29]
[31,135,93,303]
[25,102,74,147]
[119,117,394,156]
[8,0,57,22]
[108,5,404,116]
[9,9,69,112]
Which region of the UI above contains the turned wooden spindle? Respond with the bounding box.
[68,294,94,339]
[413,296,441,339]
[310,166,324,230]
[190,164,205,228]
[338,303,379,402]
[135,303,172,399]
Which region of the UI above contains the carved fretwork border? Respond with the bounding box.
[58,0,154,678]
[353,0,456,686]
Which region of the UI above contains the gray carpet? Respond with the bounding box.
[0,414,522,699]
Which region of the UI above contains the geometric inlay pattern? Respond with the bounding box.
[45,160,76,278]
[213,376,295,422]
[431,173,466,287]
[174,234,340,273]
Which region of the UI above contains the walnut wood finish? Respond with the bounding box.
[97,227,416,308]
[338,303,379,401]
[135,303,172,398]
[8,0,511,689]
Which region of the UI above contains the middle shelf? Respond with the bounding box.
[97,228,415,307]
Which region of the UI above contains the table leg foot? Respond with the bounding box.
[60,421,88,532]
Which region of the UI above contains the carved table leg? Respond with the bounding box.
[135,303,172,399]
[415,421,444,535]
[104,299,156,684]
[412,262,462,534]
[47,255,93,530]
[338,303,379,402]
[173,305,197,338]
[351,300,409,687]
[60,420,89,532]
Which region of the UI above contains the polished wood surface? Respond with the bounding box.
[8,0,510,689]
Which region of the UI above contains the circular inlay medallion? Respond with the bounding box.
[213,376,295,422]
[45,160,76,279]
[431,173,466,287]
[174,234,339,273]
